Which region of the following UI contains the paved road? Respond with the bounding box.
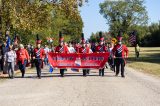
[0,67,160,106]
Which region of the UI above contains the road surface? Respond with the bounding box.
[0,67,160,106]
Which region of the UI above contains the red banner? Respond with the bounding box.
[48,53,110,69]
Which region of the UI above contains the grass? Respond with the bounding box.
[127,47,160,77]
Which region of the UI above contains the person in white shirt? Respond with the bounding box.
[4,45,17,79]
[107,43,114,71]
[68,42,76,53]
[85,41,93,53]
[44,45,50,65]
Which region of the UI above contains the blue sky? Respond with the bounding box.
[79,0,160,39]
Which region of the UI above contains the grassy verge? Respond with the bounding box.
[127,47,160,77]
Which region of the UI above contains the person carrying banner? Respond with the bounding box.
[91,41,97,53]
[55,32,69,77]
[16,44,30,78]
[68,42,76,53]
[79,33,92,77]
[96,32,107,76]
[112,31,129,78]
[73,41,80,53]
[33,35,45,79]
[86,40,93,75]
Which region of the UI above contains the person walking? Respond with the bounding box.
[79,33,92,77]
[96,32,107,76]
[135,44,140,58]
[4,45,17,79]
[16,44,30,78]
[33,35,45,79]
[55,32,69,77]
[112,31,129,78]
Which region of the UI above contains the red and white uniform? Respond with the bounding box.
[112,44,129,58]
[79,47,91,53]
[74,45,80,53]
[33,48,45,59]
[96,45,107,53]
[16,48,30,64]
[55,45,69,53]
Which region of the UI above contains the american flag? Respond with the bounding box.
[129,32,136,46]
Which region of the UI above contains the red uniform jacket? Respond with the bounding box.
[96,45,107,53]
[74,46,79,53]
[33,48,45,68]
[33,48,45,59]
[112,44,129,58]
[16,48,30,64]
[79,47,90,53]
[55,45,69,53]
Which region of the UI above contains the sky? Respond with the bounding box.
[79,0,160,39]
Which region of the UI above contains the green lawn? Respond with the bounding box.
[127,47,160,77]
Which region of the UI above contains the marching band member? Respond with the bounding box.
[96,32,107,76]
[79,33,92,77]
[33,35,45,79]
[112,31,129,78]
[73,42,80,53]
[55,32,69,77]
[91,41,97,53]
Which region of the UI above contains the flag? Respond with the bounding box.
[71,68,79,72]
[49,65,54,73]
[6,35,11,48]
[129,32,136,46]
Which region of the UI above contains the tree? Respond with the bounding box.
[89,31,112,43]
[0,0,84,45]
[141,22,160,47]
[99,0,148,44]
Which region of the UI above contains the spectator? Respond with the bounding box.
[4,45,16,79]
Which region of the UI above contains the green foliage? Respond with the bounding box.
[0,0,84,45]
[99,0,148,45]
[141,22,160,47]
[89,31,112,43]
